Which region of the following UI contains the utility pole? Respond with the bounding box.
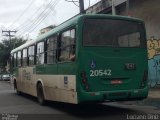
[126,0,130,16]
[112,0,116,15]
[2,30,17,44]
[1,30,17,73]
[79,0,85,14]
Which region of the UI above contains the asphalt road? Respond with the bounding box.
[0,81,160,120]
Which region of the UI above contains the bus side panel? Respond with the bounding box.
[36,64,78,104]
[36,74,77,104]
[18,67,37,96]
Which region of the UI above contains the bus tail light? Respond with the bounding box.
[81,71,89,90]
[111,80,122,84]
[82,79,87,84]
[143,70,148,81]
[141,70,148,88]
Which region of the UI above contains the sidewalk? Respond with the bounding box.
[148,87,160,99]
[137,86,160,108]
[121,86,160,108]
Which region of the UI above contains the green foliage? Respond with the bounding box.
[0,37,26,69]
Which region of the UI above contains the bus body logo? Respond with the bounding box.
[90,60,96,69]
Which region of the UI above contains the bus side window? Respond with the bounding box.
[36,42,45,65]
[46,36,57,64]
[17,51,22,67]
[59,29,76,62]
[22,48,28,67]
[13,53,17,68]
[28,45,35,66]
[11,54,14,68]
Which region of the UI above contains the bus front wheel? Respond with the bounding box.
[37,83,45,105]
[14,80,21,95]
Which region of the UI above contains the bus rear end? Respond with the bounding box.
[77,15,148,103]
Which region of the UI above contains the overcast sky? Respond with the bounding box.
[0,0,100,40]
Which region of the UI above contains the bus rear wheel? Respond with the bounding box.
[37,83,45,105]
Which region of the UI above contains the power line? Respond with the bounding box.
[16,0,60,38]
[28,0,60,33]
[65,0,79,7]
[65,0,78,2]
[16,0,55,35]
[14,0,53,33]
[15,3,46,31]
[8,0,35,30]
[65,0,84,13]
[72,0,79,7]
[15,1,50,32]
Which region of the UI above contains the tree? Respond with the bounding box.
[0,37,26,72]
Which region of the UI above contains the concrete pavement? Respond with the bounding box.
[0,81,160,120]
[138,86,160,108]
[148,86,160,99]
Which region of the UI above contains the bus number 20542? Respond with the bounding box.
[90,69,112,77]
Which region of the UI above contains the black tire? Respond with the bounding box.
[14,80,21,95]
[37,83,45,105]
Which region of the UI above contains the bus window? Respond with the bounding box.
[22,48,28,67]
[11,53,13,68]
[37,42,44,65]
[59,29,76,62]
[13,53,17,68]
[28,46,35,66]
[118,32,141,47]
[47,36,57,64]
[17,51,22,67]
[83,19,145,47]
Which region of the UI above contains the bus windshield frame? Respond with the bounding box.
[83,18,146,48]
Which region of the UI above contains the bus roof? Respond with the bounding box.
[11,14,143,54]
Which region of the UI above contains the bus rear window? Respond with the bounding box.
[83,19,145,47]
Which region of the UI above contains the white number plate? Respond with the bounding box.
[90,69,112,77]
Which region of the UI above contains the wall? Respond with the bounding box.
[88,0,160,87]
[118,0,160,87]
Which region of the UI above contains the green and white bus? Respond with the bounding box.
[11,14,148,104]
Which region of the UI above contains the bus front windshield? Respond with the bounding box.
[83,18,145,47]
